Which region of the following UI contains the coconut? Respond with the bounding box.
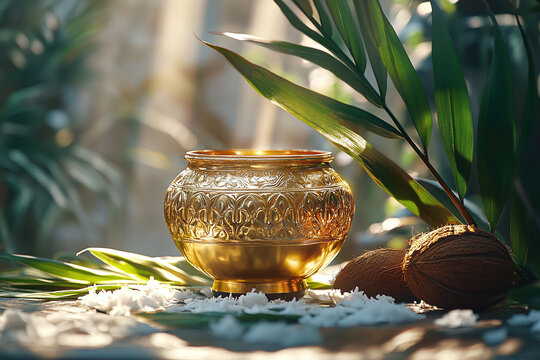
[333,248,416,302]
[403,225,515,310]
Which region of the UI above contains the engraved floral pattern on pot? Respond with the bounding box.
[164,167,354,243]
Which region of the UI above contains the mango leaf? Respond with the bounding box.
[430,0,473,200]
[204,41,458,228]
[358,0,432,152]
[352,0,388,98]
[0,254,132,284]
[477,10,515,232]
[219,33,382,107]
[325,0,366,71]
[79,248,211,286]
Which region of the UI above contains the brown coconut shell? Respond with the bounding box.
[403,225,515,310]
[333,248,416,302]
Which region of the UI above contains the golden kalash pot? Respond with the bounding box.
[164,150,354,299]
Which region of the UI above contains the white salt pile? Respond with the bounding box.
[507,310,540,332]
[80,277,193,316]
[434,309,478,328]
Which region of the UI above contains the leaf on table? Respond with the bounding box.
[325,0,366,71]
[430,0,473,201]
[204,41,458,228]
[357,0,432,152]
[477,8,515,232]
[0,253,133,284]
[218,33,382,107]
[306,280,332,290]
[79,248,211,286]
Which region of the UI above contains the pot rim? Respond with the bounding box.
[185,149,333,163]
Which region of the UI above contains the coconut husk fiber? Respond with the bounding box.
[403,225,515,310]
[333,248,416,302]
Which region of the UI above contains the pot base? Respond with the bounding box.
[211,279,307,300]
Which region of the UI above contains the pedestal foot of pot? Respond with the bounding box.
[211,279,307,300]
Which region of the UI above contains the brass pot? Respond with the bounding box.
[164,150,354,299]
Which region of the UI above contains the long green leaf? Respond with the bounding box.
[511,193,532,268]
[359,0,432,152]
[206,41,399,138]
[219,33,382,107]
[273,0,344,61]
[477,9,515,231]
[510,7,540,274]
[0,254,132,284]
[204,41,458,228]
[430,0,473,200]
[273,0,327,48]
[313,0,334,37]
[352,0,388,98]
[416,178,484,228]
[79,248,211,286]
[292,0,312,17]
[8,150,69,208]
[0,285,127,299]
[325,0,366,71]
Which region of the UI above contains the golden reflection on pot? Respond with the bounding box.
[164,150,355,298]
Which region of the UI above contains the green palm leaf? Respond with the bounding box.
[0,254,132,284]
[478,8,515,231]
[79,247,211,285]
[219,33,382,107]
[510,8,539,271]
[204,41,458,228]
[352,0,388,98]
[357,0,432,152]
[430,0,473,200]
[325,0,366,71]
